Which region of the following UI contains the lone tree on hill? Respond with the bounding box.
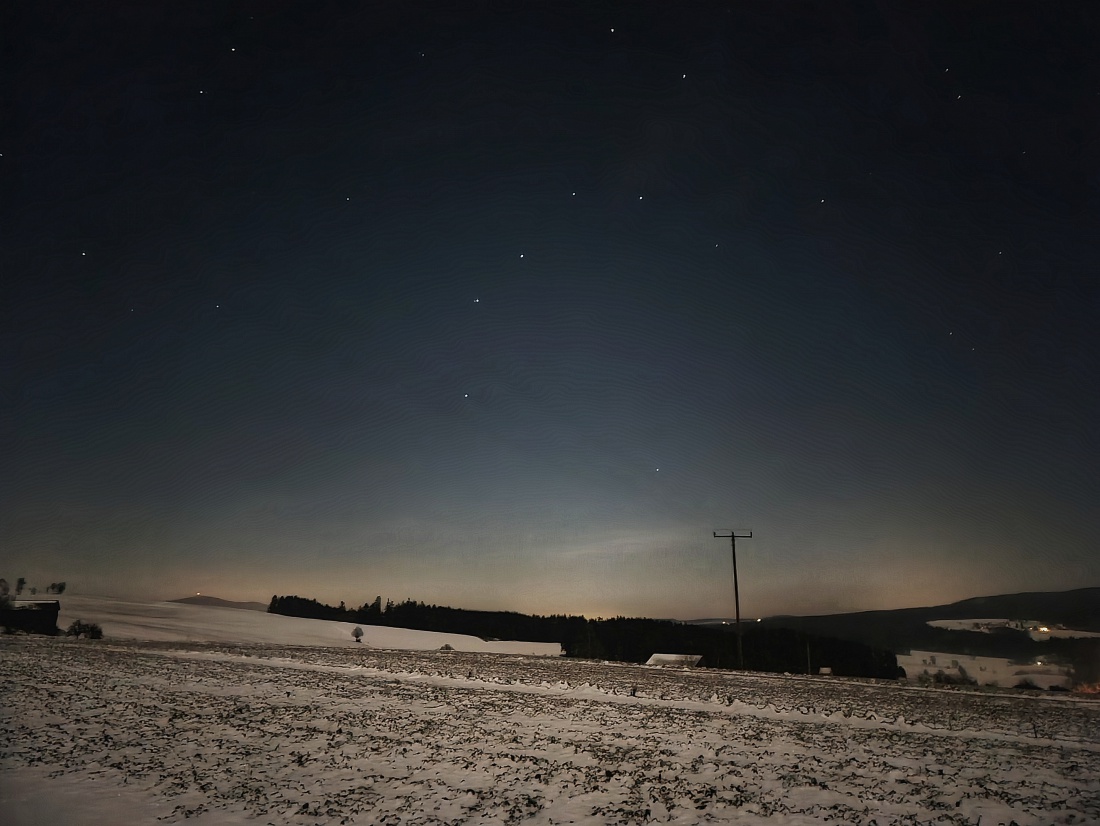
[66,620,102,639]
[352,626,364,643]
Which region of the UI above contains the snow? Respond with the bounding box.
[2,599,1098,824]
[53,595,563,656]
[928,617,1100,640]
[645,654,703,667]
[898,650,1073,690]
[1034,628,1100,640]
[927,618,1014,633]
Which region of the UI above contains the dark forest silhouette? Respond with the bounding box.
[267,594,901,679]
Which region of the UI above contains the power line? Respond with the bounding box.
[713,530,752,669]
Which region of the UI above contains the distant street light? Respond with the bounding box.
[713,530,752,669]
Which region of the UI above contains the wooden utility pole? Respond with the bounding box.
[713,530,752,669]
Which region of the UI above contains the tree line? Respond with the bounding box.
[2,578,66,598]
[0,578,66,607]
[267,594,900,679]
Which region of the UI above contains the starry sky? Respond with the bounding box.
[4,2,1098,620]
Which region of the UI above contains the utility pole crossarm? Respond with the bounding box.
[713,530,752,671]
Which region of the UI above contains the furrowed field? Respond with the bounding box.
[2,636,1098,825]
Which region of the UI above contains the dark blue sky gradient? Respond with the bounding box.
[4,3,1097,617]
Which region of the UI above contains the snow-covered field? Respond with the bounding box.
[928,618,1100,641]
[52,595,563,656]
[927,619,1025,633]
[2,602,1099,824]
[897,650,1073,690]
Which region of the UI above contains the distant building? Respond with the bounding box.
[646,653,703,667]
[0,600,61,635]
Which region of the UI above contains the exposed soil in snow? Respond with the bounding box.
[3,635,1098,825]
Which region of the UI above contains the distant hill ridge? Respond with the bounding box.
[929,587,1100,624]
[738,587,1100,663]
[694,587,1100,629]
[171,595,269,612]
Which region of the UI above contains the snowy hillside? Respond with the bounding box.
[928,617,1100,640]
[897,649,1072,690]
[55,595,562,656]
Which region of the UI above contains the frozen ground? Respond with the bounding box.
[2,635,1098,825]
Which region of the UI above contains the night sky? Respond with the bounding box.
[4,3,1098,620]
